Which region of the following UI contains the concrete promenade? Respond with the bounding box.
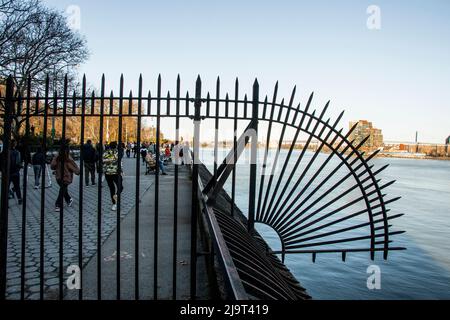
[4,157,209,299]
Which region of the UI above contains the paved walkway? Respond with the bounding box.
[3,158,208,300]
[69,164,209,300]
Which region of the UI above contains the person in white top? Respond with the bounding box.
[182,141,191,165]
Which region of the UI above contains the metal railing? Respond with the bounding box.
[0,73,405,300]
[196,169,248,300]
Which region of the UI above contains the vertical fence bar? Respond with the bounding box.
[91,91,95,115]
[244,94,248,119]
[154,74,161,300]
[0,76,14,300]
[232,79,238,217]
[172,75,180,300]
[167,92,171,116]
[78,75,86,300]
[108,91,113,145]
[191,75,202,300]
[109,91,113,117]
[147,91,152,116]
[185,92,190,121]
[35,92,40,115]
[59,75,68,300]
[206,93,210,117]
[214,77,220,185]
[225,94,229,118]
[128,91,133,115]
[185,90,189,117]
[53,90,58,116]
[166,90,171,116]
[71,90,76,115]
[20,78,31,300]
[40,76,50,300]
[135,75,142,300]
[248,79,259,231]
[117,75,124,300]
[97,75,105,300]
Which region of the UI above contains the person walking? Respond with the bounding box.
[148,142,156,155]
[140,145,148,164]
[82,139,97,186]
[126,143,131,158]
[103,142,124,211]
[51,146,80,212]
[158,153,168,175]
[164,145,171,159]
[182,141,191,166]
[3,140,23,205]
[17,139,31,170]
[172,141,182,166]
[31,147,46,189]
[133,142,139,158]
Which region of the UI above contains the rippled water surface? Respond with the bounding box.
[200,148,450,299]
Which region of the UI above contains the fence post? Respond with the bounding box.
[0,75,14,300]
[191,75,202,300]
[248,79,259,232]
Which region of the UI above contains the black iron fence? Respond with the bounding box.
[0,74,405,300]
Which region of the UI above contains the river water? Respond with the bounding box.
[199,148,450,299]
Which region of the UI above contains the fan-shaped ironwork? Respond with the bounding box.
[198,77,405,263]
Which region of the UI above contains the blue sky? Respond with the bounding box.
[43,0,450,143]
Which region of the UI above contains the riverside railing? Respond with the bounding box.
[0,74,405,300]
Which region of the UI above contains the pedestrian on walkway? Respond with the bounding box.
[182,141,191,165]
[164,145,171,159]
[158,153,168,175]
[140,146,147,164]
[51,145,80,212]
[82,139,97,186]
[17,138,31,169]
[148,142,156,155]
[126,142,131,158]
[172,141,182,166]
[133,142,139,158]
[103,142,124,211]
[31,147,46,189]
[120,142,126,159]
[2,140,24,204]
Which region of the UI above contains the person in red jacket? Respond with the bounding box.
[164,145,171,158]
[51,146,80,212]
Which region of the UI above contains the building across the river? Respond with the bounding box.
[348,120,384,152]
[445,136,450,155]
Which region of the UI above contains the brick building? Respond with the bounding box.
[348,120,384,152]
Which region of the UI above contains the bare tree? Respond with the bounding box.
[0,0,89,138]
[0,0,39,50]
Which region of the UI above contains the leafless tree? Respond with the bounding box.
[0,0,39,50]
[0,0,89,138]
